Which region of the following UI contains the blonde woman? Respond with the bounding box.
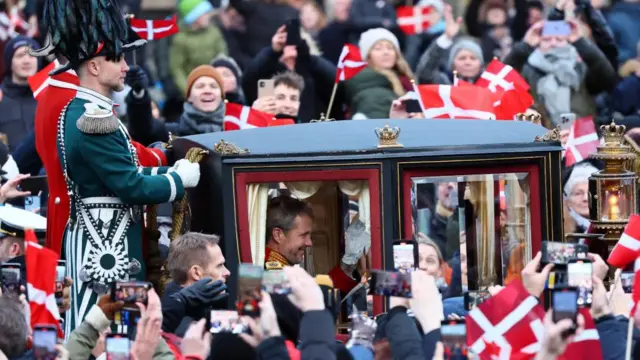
[345,28,415,119]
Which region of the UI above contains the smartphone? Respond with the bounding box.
[112,281,152,310]
[237,264,263,317]
[440,320,468,359]
[210,310,248,334]
[369,270,412,298]
[285,18,301,46]
[55,260,65,305]
[567,259,593,307]
[257,79,275,99]
[24,194,41,213]
[621,272,634,293]
[262,270,291,295]
[106,334,130,360]
[33,324,58,360]
[393,240,418,273]
[551,288,578,328]
[541,241,578,265]
[404,99,422,114]
[542,20,571,37]
[1,263,21,295]
[464,290,491,310]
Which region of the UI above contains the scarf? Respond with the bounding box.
[527,45,584,126]
[569,207,591,232]
[177,101,225,136]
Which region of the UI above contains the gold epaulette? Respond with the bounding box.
[265,261,284,270]
[77,103,119,134]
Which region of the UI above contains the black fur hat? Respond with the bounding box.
[30,0,146,75]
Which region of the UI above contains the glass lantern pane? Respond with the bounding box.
[600,178,635,221]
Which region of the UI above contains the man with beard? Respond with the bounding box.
[31,0,202,334]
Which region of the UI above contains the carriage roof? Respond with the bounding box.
[185,119,558,162]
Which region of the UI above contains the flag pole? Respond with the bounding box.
[453,70,458,86]
[325,82,338,120]
[410,79,427,118]
[625,316,634,360]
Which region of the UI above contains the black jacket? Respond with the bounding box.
[298,310,338,360]
[0,78,37,151]
[241,42,338,123]
[126,90,170,147]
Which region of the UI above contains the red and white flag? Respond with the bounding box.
[130,16,178,40]
[396,6,434,35]
[494,89,534,120]
[467,281,602,360]
[224,102,271,131]
[608,215,640,268]
[415,84,495,120]
[28,60,79,100]
[335,44,367,83]
[564,116,599,167]
[25,229,63,338]
[475,59,530,94]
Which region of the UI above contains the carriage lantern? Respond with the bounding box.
[588,121,638,241]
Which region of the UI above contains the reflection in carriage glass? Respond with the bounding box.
[410,173,532,292]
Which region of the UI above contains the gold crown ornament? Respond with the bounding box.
[601,120,626,145]
[375,124,403,148]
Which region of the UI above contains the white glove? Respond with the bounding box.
[342,219,370,266]
[171,159,192,171]
[174,161,200,188]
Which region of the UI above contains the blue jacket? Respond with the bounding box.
[607,2,640,63]
[612,75,640,116]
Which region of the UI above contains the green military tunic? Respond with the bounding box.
[58,87,186,334]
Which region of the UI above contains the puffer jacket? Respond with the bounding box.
[345,67,398,119]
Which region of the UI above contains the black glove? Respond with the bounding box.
[125,65,150,93]
[172,278,228,309]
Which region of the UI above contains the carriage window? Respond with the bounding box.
[410,173,532,291]
[245,180,372,278]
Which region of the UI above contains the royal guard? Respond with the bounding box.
[31,0,201,334]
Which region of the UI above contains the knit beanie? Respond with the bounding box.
[179,0,214,25]
[210,54,243,82]
[185,64,225,98]
[4,36,40,75]
[447,37,484,71]
[417,0,445,14]
[358,28,400,60]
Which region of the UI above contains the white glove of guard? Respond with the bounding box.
[342,219,370,266]
[174,161,200,188]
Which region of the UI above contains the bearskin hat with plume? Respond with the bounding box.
[30,0,146,75]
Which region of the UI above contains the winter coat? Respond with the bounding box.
[345,67,398,119]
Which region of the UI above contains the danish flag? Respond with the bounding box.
[475,59,530,93]
[224,102,271,131]
[396,6,434,35]
[608,215,640,268]
[335,44,367,83]
[130,16,179,40]
[28,60,79,100]
[564,116,599,167]
[467,280,602,360]
[25,229,64,338]
[415,84,495,120]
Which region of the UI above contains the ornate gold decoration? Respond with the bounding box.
[310,113,335,123]
[375,124,403,148]
[590,121,634,172]
[514,112,542,125]
[534,127,561,142]
[213,139,249,155]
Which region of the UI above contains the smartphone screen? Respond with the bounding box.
[552,289,578,324]
[210,310,248,334]
[55,261,66,305]
[440,321,468,359]
[621,272,634,293]
[369,270,412,298]
[257,79,275,99]
[1,263,21,295]
[237,264,263,317]
[33,327,57,360]
[393,241,416,273]
[262,270,291,295]
[113,281,151,310]
[106,335,130,360]
[542,241,577,265]
[568,261,593,306]
[542,20,571,37]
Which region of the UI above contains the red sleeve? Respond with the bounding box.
[131,141,167,167]
[328,266,359,293]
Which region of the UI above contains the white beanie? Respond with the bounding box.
[358,28,400,60]
[563,162,598,197]
[418,0,445,14]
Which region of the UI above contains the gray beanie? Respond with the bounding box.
[358,28,400,60]
[447,37,484,71]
